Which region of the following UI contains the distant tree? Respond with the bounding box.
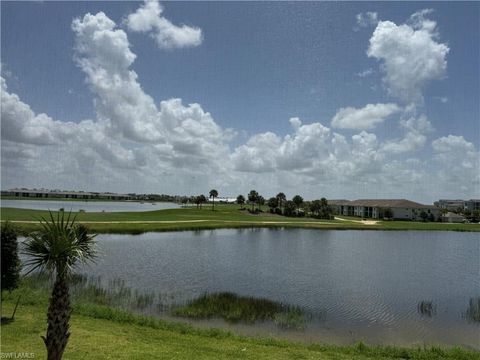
[384,208,393,219]
[276,193,286,213]
[257,195,265,211]
[310,198,333,219]
[236,195,245,206]
[194,196,200,209]
[428,213,435,222]
[283,201,297,217]
[472,210,480,223]
[292,195,304,211]
[198,194,207,209]
[420,210,428,222]
[209,189,218,211]
[248,190,259,212]
[1,222,21,293]
[267,197,278,212]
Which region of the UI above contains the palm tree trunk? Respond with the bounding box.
[212,198,215,211]
[43,276,71,360]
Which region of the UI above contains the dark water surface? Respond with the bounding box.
[79,229,479,348]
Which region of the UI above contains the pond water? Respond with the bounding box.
[0,199,179,212]
[70,229,480,348]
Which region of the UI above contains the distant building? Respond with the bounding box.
[329,199,440,221]
[1,188,133,200]
[464,199,480,212]
[215,197,237,203]
[442,212,465,223]
[434,199,466,211]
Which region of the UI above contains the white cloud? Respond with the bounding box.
[2,7,478,202]
[356,12,379,28]
[72,11,231,168]
[367,9,449,104]
[434,96,448,103]
[432,135,480,194]
[1,77,75,145]
[356,68,374,78]
[126,0,202,49]
[331,103,400,130]
[382,114,433,154]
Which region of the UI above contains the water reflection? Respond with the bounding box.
[464,297,480,323]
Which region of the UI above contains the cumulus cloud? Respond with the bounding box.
[126,0,202,49]
[367,9,449,104]
[382,114,434,154]
[356,12,379,28]
[356,68,374,78]
[231,117,385,182]
[2,7,478,202]
[331,103,400,130]
[432,135,480,193]
[72,12,231,166]
[1,77,75,145]
[2,11,230,193]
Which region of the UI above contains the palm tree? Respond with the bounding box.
[276,192,286,213]
[248,190,259,212]
[23,212,96,360]
[198,194,207,209]
[292,195,303,212]
[236,195,245,207]
[209,189,218,211]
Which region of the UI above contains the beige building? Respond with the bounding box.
[441,212,465,223]
[329,199,441,221]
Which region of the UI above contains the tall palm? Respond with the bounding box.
[248,190,259,212]
[209,189,218,211]
[276,192,286,213]
[23,211,96,360]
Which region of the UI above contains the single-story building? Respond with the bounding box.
[441,212,465,223]
[329,199,441,221]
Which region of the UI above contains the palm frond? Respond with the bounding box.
[22,211,97,278]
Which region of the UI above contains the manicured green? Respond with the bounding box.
[1,281,478,360]
[1,204,479,234]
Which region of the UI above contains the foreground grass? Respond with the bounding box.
[1,204,479,234]
[2,285,478,360]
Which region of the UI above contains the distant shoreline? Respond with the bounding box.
[2,205,479,234]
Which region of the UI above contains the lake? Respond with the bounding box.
[71,229,480,348]
[0,199,179,212]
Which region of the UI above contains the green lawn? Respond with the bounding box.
[1,287,478,360]
[1,204,479,233]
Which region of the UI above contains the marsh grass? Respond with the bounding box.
[2,279,480,359]
[173,292,308,329]
[22,273,161,313]
[464,297,480,323]
[418,300,436,317]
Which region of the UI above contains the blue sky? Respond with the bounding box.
[1,1,479,202]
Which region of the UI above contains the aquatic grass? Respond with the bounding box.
[464,296,480,323]
[417,300,436,317]
[15,273,161,314]
[173,292,308,329]
[2,281,480,359]
[274,306,308,329]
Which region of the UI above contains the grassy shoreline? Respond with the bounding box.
[2,281,478,360]
[1,205,479,234]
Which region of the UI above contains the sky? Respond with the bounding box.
[1,1,479,203]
